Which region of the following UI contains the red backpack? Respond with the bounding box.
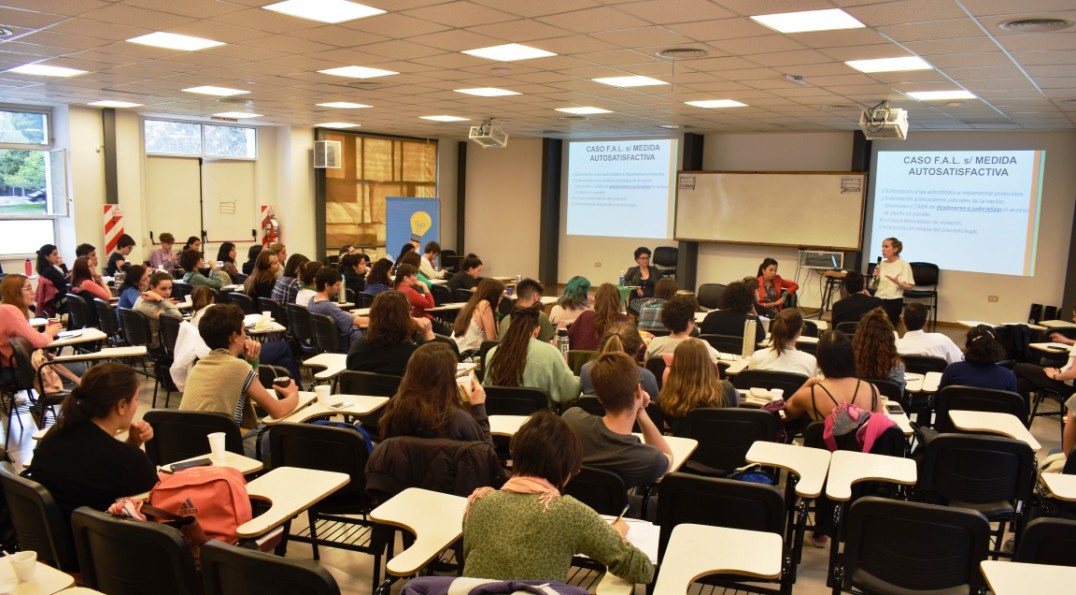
[148,466,252,543]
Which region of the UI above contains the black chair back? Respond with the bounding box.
[269,422,371,511]
[934,385,1028,433]
[483,386,550,415]
[644,357,666,389]
[453,288,474,303]
[257,297,288,329]
[64,292,92,330]
[142,410,244,466]
[159,314,182,356]
[902,354,948,374]
[440,249,460,274]
[834,321,859,336]
[652,246,677,277]
[357,291,376,308]
[866,377,903,402]
[698,334,743,354]
[839,497,989,594]
[71,507,199,595]
[285,303,318,357]
[170,281,192,302]
[1013,517,1076,566]
[564,466,628,516]
[117,307,152,348]
[696,283,725,310]
[0,462,77,571]
[916,433,1035,516]
[730,369,808,395]
[310,312,342,353]
[201,540,340,595]
[93,298,123,346]
[679,408,777,474]
[908,262,940,286]
[228,292,255,315]
[337,371,402,397]
[476,340,499,381]
[430,334,461,361]
[429,284,452,307]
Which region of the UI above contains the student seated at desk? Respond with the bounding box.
[624,246,663,315]
[241,244,261,277]
[364,258,394,296]
[36,243,69,300]
[659,339,738,435]
[748,309,817,377]
[180,249,229,290]
[854,308,906,395]
[938,325,1016,392]
[420,241,445,280]
[896,303,962,364]
[484,306,581,407]
[380,342,491,444]
[118,265,168,313]
[831,270,882,329]
[755,257,798,315]
[244,249,280,300]
[31,363,158,526]
[215,242,242,280]
[447,255,483,294]
[580,324,659,401]
[784,331,884,422]
[0,274,64,384]
[294,260,322,306]
[497,278,555,342]
[148,232,177,272]
[178,304,299,457]
[308,267,368,351]
[133,272,182,351]
[562,352,672,491]
[568,283,627,351]
[105,233,135,276]
[645,294,720,362]
[69,255,112,302]
[1014,305,1076,406]
[455,278,505,355]
[346,290,434,377]
[698,280,766,345]
[464,411,655,584]
[635,278,677,333]
[549,276,591,326]
[271,253,308,306]
[400,252,432,293]
[337,252,367,298]
[395,263,443,334]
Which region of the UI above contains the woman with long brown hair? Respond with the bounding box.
[0,274,64,379]
[379,342,490,443]
[748,308,817,376]
[69,256,112,301]
[484,306,580,407]
[853,307,906,394]
[579,323,659,400]
[347,290,434,376]
[453,277,504,355]
[658,338,738,434]
[568,283,625,351]
[244,248,280,300]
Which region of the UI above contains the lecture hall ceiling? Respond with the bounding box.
[0,0,1073,139]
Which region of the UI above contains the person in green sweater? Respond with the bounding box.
[484,306,580,407]
[463,411,655,584]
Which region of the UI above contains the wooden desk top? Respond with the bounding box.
[369,487,468,577]
[427,302,469,313]
[1030,342,1072,355]
[652,524,782,595]
[236,467,349,538]
[52,346,147,362]
[163,451,264,475]
[632,434,698,475]
[904,371,941,393]
[46,327,108,348]
[1040,320,1076,329]
[489,415,528,437]
[301,353,348,381]
[261,391,317,425]
[721,358,749,376]
[948,410,1041,450]
[981,560,1076,595]
[884,407,914,436]
[29,317,49,328]
[825,450,916,502]
[0,559,75,594]
[746,441,830,498]
[262,393,389,425]
[1041,473,1076,502]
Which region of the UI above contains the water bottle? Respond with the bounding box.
[618,270,625,286]
[557,327,570,362]
[742,315,758,358]
[24,258,32,276]
[338,276,347,304]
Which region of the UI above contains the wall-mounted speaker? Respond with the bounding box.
[314,140,341,169]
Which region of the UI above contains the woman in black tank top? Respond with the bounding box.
[784,330,881,421]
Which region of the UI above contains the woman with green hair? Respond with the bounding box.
[549,276,591,326]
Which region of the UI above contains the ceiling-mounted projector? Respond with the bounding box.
[469,118,508,148]
[859,101,908,140]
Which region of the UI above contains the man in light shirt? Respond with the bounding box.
[420,241,445,279]
[896,303,963,364]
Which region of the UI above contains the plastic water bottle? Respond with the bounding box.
[557,327,569,362]
[618,270,625,286]
[742,315,758,358]
[24,258,32,276]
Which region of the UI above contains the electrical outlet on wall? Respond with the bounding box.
[988,295,999,302]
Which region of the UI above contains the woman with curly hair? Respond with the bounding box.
[484,306,580,406]
[853,307,906,395]
[453,277,504,354]
[645,294,719,362]
[364,258,394,296]
[699,280,766,344]
[659,338,739,435]
[568,283,626,351]
[549,276,592,326]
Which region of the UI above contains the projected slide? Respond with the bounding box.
[566,139,677,239]
[872,150,1045,276]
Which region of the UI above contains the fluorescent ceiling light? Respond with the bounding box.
[846,57,932,73]
[182,86,249,96]
[555,107,611,115]
[264,0,385,24]
[462,43,556,62]
[6,63,87,77]
[751,8,865,33]
[685,99,748,108]
[317,101,371,109]
[420,115,469,122]
[88,100,143,108]
[317,122,360,128]
[906,90,977,101]
[126,32,224,51]
[454,87,520,97]
[213,112,263,119]
[593,75,668,88]
[318,65,398,79]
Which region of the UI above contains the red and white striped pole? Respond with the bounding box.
[103,205,124,254]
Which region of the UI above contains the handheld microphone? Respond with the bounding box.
[876,256,882,265]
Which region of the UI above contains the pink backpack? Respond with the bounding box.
[148,466,252,543]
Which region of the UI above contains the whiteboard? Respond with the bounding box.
[674,171,866,250]
[145,157,202,246]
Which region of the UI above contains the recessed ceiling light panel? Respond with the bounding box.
[126,32,224,51]
[685,99,747,108]
[750,8,865,33]
[462,43,556,62]
[846,56,932,73]
[593,75,667,88]
[316,102,371,109]
[7,63,87,77]
[454,87,520,97]
[264,0,385,24]
[317,122,360,128]
[183,86,250,96]
[212,112,263,119]
[555,107,612,115]
[906,90,976,101]
[88,101,143,108]
[318,65,398,79]
[420,115,469,122]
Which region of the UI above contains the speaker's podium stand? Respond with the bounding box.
[797,250,846,320]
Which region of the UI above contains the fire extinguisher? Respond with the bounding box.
[261,207,280,248]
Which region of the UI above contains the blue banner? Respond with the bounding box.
[386,197,439,260]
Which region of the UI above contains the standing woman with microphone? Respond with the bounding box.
[872,237,915,326]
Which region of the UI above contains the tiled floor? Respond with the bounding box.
[2,333,1065,594]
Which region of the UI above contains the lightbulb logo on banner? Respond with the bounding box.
[386,197,440,256]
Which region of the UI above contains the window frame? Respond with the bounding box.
[143,117,258,160]
[0,105,60,256]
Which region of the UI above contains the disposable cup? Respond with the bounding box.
[207,432,226,462]
[10,551,36,582]
[314,385,331,404]
[771,389,785,402]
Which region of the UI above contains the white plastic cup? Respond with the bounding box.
[183,293,192,305]
[771,389,785,402]
[10,550,36,581]
[207,432,226,462]
[314,385,331,404]
[261,310,271,319]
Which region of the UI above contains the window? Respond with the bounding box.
[144,118,257,159]
[0,108,65,241]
